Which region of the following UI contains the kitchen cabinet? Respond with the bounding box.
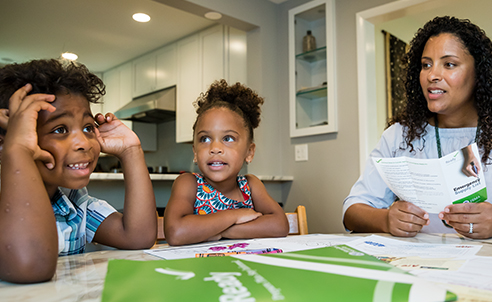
[103,62,133,129]
[103,62,157,151]
[176,24,247,143]
[90,72,104,115]
[288,0,337,137]
[132,44,177,98]
[176,33,201,143]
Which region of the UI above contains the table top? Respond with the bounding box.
[1,233,492,302]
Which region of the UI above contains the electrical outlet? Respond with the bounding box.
[295,144,308,161]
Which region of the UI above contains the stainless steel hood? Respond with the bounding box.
[114,86,176,123]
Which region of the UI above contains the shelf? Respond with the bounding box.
[295,46,327,63]
[289,0,337,138]
[296,86,327,99]
[90,173,294,182]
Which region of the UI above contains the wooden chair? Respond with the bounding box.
[157,215,165,241]
[285,205,308,235]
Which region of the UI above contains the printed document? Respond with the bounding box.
[373,143,487,213]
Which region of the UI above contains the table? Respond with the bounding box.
[1,233,492,302]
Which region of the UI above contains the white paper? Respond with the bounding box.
[145,234,360,260]
[345,235,482,259]
[412,256,492,291]
[373,143,487,213]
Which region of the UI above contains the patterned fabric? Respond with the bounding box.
[193,173,253,215]
[52,187,116,256]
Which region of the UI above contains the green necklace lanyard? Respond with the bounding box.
[434,115,480,158]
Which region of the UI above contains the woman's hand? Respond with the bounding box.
[439,202,492,239]
[5,84,56,168]
[387,200,429,237]
[461,145,480,177]
[94,113,141,158]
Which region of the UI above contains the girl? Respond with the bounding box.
[164,80,289,246]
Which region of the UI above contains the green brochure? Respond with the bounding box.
[101,245,456,302]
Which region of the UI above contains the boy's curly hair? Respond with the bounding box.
[193,79,264,141]
[390,16,492,164]
[0,59,105,136]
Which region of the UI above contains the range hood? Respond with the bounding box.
[114,86,176,123]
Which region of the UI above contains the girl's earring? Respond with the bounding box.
[193,158,197,165]
[246,159,251,165]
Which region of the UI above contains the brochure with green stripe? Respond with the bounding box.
[373,143,486,214]
[101,245,456,302]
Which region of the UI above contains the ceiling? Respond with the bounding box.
[379,0,492,44]
[0,0,285,73]
[0,0,217,72]
[3,0,487,75]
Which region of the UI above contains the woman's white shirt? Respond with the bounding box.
[343,123,489,233]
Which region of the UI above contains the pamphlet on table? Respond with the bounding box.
[103,244,456,302]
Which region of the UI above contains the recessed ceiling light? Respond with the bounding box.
[61,52,78,61]
[133,13,151,23]
[204,11,222,20]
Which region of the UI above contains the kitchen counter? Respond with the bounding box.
[90,173,294,182]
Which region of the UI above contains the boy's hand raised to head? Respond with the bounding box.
[94,113,141,158]
[6,84,56,169]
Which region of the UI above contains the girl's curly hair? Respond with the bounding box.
[389,16,492,164]
[0,59,105,136]
[193,79,264,141]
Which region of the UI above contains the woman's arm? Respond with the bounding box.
[0,86,58,283]
[220,175,289,239]
[164,173,262,246]
[92,113,156,249]
[344,201,429,237]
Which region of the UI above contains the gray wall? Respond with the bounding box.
[89,0,396,233]
[275,0,394,233]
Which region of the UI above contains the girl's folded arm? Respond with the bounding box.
[221,174,289,239]
[164,173,245,246]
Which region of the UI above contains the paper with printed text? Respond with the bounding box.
[373,143,487,213]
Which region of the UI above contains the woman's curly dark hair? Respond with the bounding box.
[193,79,264,141]
[0,59,105,136]
[390,16,492,164]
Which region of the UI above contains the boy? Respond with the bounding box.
[0,59,156,283]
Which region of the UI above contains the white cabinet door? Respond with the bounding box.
[156,43,177,91]
[176,34,201,143]
[227,27,247,85]
[174,25,247,143]
[200,24,224,91]
[132,53,156,98]
[103,62,133,129]
[103,67,121,114]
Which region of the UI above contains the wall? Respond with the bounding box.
[89,0,396,233]
[273,0,394,233]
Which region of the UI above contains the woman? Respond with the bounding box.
[343,16,492,239]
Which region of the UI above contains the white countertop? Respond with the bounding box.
[90,173,294,182]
